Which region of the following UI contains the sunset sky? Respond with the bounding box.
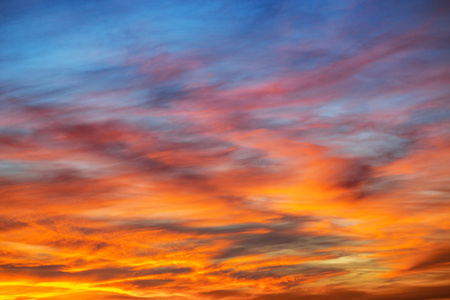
[1,1,450,299]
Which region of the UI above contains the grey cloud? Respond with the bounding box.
[97,279,174,290]
[0,264,192,282]
[209,264,344,281]
[198,289,251,299]
[407,248,450,272]
[0,217,28,232]
[215,230,353,260]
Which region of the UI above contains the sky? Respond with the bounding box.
[0,0,449,299]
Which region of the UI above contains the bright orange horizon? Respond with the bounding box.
[1,1,450,299]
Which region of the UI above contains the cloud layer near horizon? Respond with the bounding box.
[1,1,450,299]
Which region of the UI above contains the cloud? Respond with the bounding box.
[198,289,251,299]
[0,217,28,232]
[0,0,449,299]
[209,264,345,283]
[36,291,155,300]
[0,264,193,283]
[407,248,450,272]
[97,279,174,290]
[250,284,450,300]
[214,228,353,260]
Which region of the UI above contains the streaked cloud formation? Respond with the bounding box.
[1,0,449,299]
